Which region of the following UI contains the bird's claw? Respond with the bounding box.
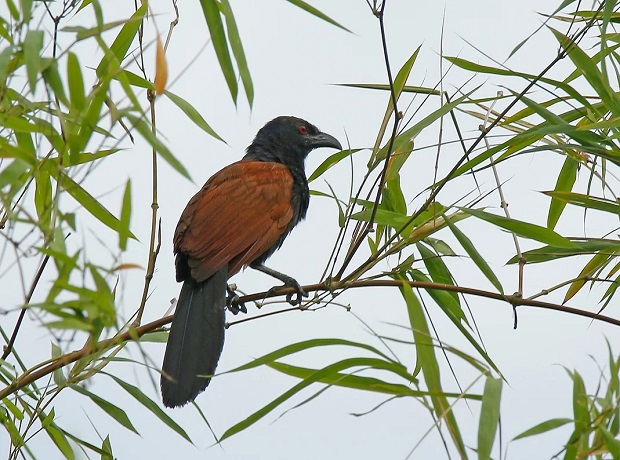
[226,285,247,315]
[266,278,308,306]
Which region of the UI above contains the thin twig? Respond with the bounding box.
[336,0,402,279]
[480,91,525,297]
[1,254,51,360]
[134,90,159,326]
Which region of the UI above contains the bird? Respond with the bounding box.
[161,116,342,408]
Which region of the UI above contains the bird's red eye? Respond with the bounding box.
[299,125,307,135]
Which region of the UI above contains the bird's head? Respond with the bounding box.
[245,116,342,167]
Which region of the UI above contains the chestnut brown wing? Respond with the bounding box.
[174,161,294,282]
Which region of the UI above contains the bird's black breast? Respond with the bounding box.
[250,164,309,267]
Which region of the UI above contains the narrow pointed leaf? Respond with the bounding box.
[285,0,350,32]
[478,377,502,460]
[164,91,223,142]
[199,0,237,102]
[547,156,579,230]
[461,208,577,248]
[106,374,191,442]
[444,214,503,293]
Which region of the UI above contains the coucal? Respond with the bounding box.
[161,116,342,407]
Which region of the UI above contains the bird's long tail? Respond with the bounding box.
[161,267,227,408]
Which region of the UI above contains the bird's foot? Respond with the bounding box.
[226,284,247,315]
[266,277,308,306]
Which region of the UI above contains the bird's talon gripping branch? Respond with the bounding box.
[265,281,307,306]
[226,285,247,315]
[286,284,308,306]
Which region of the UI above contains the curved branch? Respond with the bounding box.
[2,277,618,401]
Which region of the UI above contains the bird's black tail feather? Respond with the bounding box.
[161,267,227,408]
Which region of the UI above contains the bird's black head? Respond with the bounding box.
[244,116,342,168]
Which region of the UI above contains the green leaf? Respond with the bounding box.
[461,208,577,248]
[547,156,579,230]
[23,30,43,93]
[544,191,620,215]
[123,113,191,179]
[338,83,440,96]
[478,377,502,460]
[375,92,470,168]
[444,55,591,109]
[51,343,66,387]
[222,357,415,442]
[370,48,420,167]
[398,279,466,456]
[34,170,52,231]
[42,59,69,107]
[101,435,114,460]
[550,27,620,118]
[600,425,620,458]
[55,171,136,238]
[228,338,393,374]
[199,0,237,103]
[164,91,224,142]
[41,413,75,459]
[219,0,253,106]
[67,52,86,111]
[564,252,611,303]
[70,384,139,434]
[114,69,154,90]
[285,0,350,32]
[416,242,464,322]
[508,239,620,264]
[0,45,14,82]
[119,179,132,251]
[21,0,32,22]
[512,418,573,440]
[268,361,425,397]
[96,5,147,78]
[571,370,589,434]
[444,214,503,293]
[106,374,192,442]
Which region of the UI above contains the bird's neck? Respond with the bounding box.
[244,143,307,171]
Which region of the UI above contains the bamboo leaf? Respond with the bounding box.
[564,252,610,304]
[220,0,253,106]
[55,171,136,238]
[547,156,579,230]
[106,374,192,443]
[444,214,504,293]
[199,0,237,103]
[70,384,139,434]
[512,418,572,440]
[96,5,146,78]
[23,30,43,93]
[119,179,132,251]
[67,52,86,111]
[222,357,414,442]
[398,279,466,456]
[285,0,350,31]
[461,208,577,248]
[545,191,620,215]
[478,377,502,460]
[550,27,620,118]
[228,338,394,374]
[571,370,589,434]
[123,113,191,179]
[309,149,359,182]
[164,91,224,142]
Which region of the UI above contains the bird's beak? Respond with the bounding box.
[308,132,342,151]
